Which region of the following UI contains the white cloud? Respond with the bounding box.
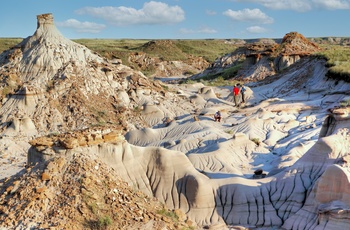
[312,0,350,10]
[180,26,218,34]
[246,26,269,33]
[232,0,312,11]
[75,1,185,26]
[233,0,350,11]
[261,0,311,11]
[56,19,106,33]
[223,8,274,24]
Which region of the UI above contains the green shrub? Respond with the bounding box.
[183,70,197,76]
[221,63,243,79]
[98,216,112,227]
[250,138,261,146]
[225,129,234,134]
[89,202,98,215]
[157,208,179,222]
[340,98,350,107]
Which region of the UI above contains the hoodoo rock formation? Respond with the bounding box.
[0,13,170,136]
[2,13,350,230]
[0,13,197,229]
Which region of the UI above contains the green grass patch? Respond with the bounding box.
[172,39,237,63]
[98,215,112,228]
[221,63,243,79]
[340,98,350,107]
[250,138,261,146]
[88,202,99,215]
[71,38,237,64]
[0,38,23,53]
[225,129,234,134]
[156,208,179,222]
[3,37,350,82]
[315,44,350,82]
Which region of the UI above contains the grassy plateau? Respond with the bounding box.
[1,37,350,82]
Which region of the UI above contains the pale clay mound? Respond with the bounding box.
[1,145,194,229]
[2,13,350,230]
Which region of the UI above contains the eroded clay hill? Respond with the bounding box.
[0,13,213,229]
[198,31,322,81]
[279,31,321,55]
[128,40,210,78]
[0,129,194,229]
[14,107,350,230]
[0,13,170,136]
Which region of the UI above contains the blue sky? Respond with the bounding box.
[1,0,350,39]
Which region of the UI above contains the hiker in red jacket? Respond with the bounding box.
[233,84,240,107]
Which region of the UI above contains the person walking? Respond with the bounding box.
[233,84,240,107]
[214,111,221,122]
[240,84,246,103]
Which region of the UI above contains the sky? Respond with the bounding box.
[1,0,350,40]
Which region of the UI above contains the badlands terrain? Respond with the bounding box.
[1,13,350,230]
